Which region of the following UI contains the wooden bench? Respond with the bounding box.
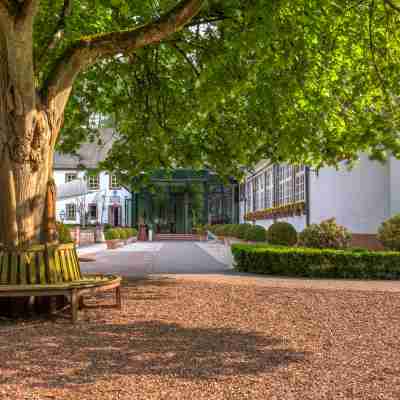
[0,274,122,323]
[0,243,122,323]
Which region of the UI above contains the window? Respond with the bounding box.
[66,204,76,220]
[294,165,306,202]
[277,165,294,206]
[88,204,97,220]
[65,173,77,183]
[264,166,274,209]
[253,173,264,211]
[109,174,120,190]
[87,174,100,191]
[246,181,252,212]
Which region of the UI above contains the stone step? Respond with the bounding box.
[154,234,201,241]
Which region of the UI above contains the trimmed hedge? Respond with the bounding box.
[208,223,267,242]
[266,222,297,246]
[104,227,138,240]
[231,244,400,280]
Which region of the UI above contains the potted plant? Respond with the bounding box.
[105,228,122,249]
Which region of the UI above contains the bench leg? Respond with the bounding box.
[116,286,121,309]
[71,289,79,323]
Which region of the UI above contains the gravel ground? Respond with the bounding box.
[1,277,400,400]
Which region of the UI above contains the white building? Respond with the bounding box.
[54,128,132,227]
[239,155,400,247]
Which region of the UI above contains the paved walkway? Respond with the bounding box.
[80,241,400,293]
[80,241,230,277]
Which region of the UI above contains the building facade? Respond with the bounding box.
[131,170,239,234]
[240,155,400,245]
[54,129,132,227]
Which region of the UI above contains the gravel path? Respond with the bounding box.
[1,276,400,399]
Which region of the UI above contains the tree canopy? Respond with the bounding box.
[44,0,400,182]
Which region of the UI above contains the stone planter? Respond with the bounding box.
[0,243,82,285]
[125,237,137,245]
[106,239,124,250]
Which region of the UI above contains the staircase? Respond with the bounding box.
[154,233,202,241]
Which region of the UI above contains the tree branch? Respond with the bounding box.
[169,42,200,76]
[383,0,400,12]
[37,0,72,65]
[43,0,205,127]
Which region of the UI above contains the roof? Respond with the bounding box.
[57,180,88,200]
[54,128,115,170]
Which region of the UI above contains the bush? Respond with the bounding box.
[104,228,120,240]
[103,223,113,232]
[231,244,400,280]
[378,214,400,251]
[57,222,73,244]
[119,228,130,240]
[266,222,297,246]
[129,228,138,237]
[244,225,267,242]
[236,224,253,240]
[298,218,352,249]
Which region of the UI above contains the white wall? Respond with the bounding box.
[310,154,390,234]
[389,156,400,217]
[55,169,131,226]
[252,215,307,232]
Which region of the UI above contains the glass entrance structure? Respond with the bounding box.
[130,170,239,234]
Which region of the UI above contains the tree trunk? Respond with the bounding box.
[0,110,56,248]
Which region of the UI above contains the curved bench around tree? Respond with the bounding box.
[0,243,122,323]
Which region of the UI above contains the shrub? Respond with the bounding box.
[213,225,227,237]
[103,223,113,232]
[119,228,130,240]
[378,214,400,251]
[236,223,253,240]
[231,244,400,280]
[244,225,267,242]
[298,218,351,249]
[104,228,120,240]
[129,228,138,237]
[57,222,73,244]
[266,222,297,246]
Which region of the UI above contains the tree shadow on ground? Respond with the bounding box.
[0,320,307,389]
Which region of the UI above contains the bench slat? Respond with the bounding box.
[54,249,62,282]
[1,253,9,284]
[38,252,46,284]
[10,253,18,284]
[19,253,28,285]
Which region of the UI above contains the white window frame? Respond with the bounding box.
[87,174,100,191]
[65,172,77,183]
[65,203,76,220]
[294,165,306,202]
[264,166,274,209]
[109,174,120,190]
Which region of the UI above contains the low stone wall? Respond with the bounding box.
[69,227,96,247]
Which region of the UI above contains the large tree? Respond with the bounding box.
[0,0,205,248]
[60,0,400,185]
[0,0,399,248]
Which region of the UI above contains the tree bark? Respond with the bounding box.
[0,110,57,248]
[0,0,204,249]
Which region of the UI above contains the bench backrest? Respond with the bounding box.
[0,243,82,285]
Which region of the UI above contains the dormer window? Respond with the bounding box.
[109,174,120,190]
[65,173,77,183]
[87,174,100,191]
